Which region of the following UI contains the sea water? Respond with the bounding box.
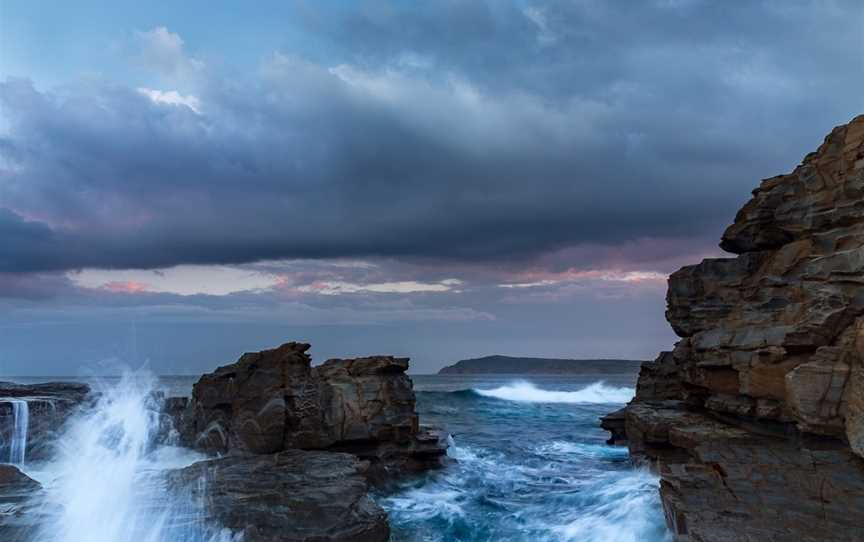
[7,373,670,541]
[379,375,671,542]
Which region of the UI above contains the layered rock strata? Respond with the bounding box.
[604,115,864,541]
[168,341,447,540]
[178,341,447,482]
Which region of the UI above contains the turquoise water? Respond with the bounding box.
[379,375,671,542]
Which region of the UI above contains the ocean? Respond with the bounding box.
[3,373,670,541]
[384,375,670,541]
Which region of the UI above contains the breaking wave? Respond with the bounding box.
[472,381,634,404]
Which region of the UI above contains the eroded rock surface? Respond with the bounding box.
[169,341,448,539]
[604,115,864,541]
[167,450,389,542]
[179,341,447,480]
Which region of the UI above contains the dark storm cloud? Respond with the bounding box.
[0,0,861,273]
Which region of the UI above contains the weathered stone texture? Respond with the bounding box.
[604,115,864,541]
[179,341,447,481]
[167,449,390,542]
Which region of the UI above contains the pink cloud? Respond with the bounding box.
[101,280,150,294]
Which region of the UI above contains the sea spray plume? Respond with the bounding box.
[31,371,238,542]
[473,381,634,404]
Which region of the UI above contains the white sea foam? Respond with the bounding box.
[474,381,634,404]
[553,469,672,542]
[381,434,669,542]
[534,440,629,459]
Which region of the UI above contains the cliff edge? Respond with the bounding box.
[604,115,864,541]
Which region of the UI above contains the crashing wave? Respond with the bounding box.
[25,371,238,542]
[472,381,634,404]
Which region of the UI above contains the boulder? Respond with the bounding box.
[166,449,390,542]
[603,115,864,540]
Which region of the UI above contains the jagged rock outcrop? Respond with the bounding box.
[165,341,448,540]
[599,408,627,445]
[167,449,389,542]
[179,341,447,482]
[604,115,864,541]
[0,382,91,461]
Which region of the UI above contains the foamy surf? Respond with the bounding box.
[534,440,629,460]
[380,435,669,542]
[473,380,634,404]
[553,469,672,542]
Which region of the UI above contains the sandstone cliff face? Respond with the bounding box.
[607,115,864,541]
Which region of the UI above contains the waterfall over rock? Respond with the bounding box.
[0,382,91,463]
[9,400,29,465]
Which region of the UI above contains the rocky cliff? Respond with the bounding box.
[168,341,448,541]
[178,341,447,482]
[604,115,864,541]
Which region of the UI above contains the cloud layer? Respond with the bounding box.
[2,2,860,275]
[0,1,861,373]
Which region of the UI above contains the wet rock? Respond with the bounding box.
[0,382,91,461]
[603,115,864,541]
[155,395,190,446]
[166,449,390,542]
[0,465,42,539]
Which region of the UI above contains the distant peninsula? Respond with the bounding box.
[437,355,644,375]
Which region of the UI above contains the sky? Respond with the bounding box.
[0,0,862,375]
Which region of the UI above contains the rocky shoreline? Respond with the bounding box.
[0,342,448,541]
[603,115,864,541]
